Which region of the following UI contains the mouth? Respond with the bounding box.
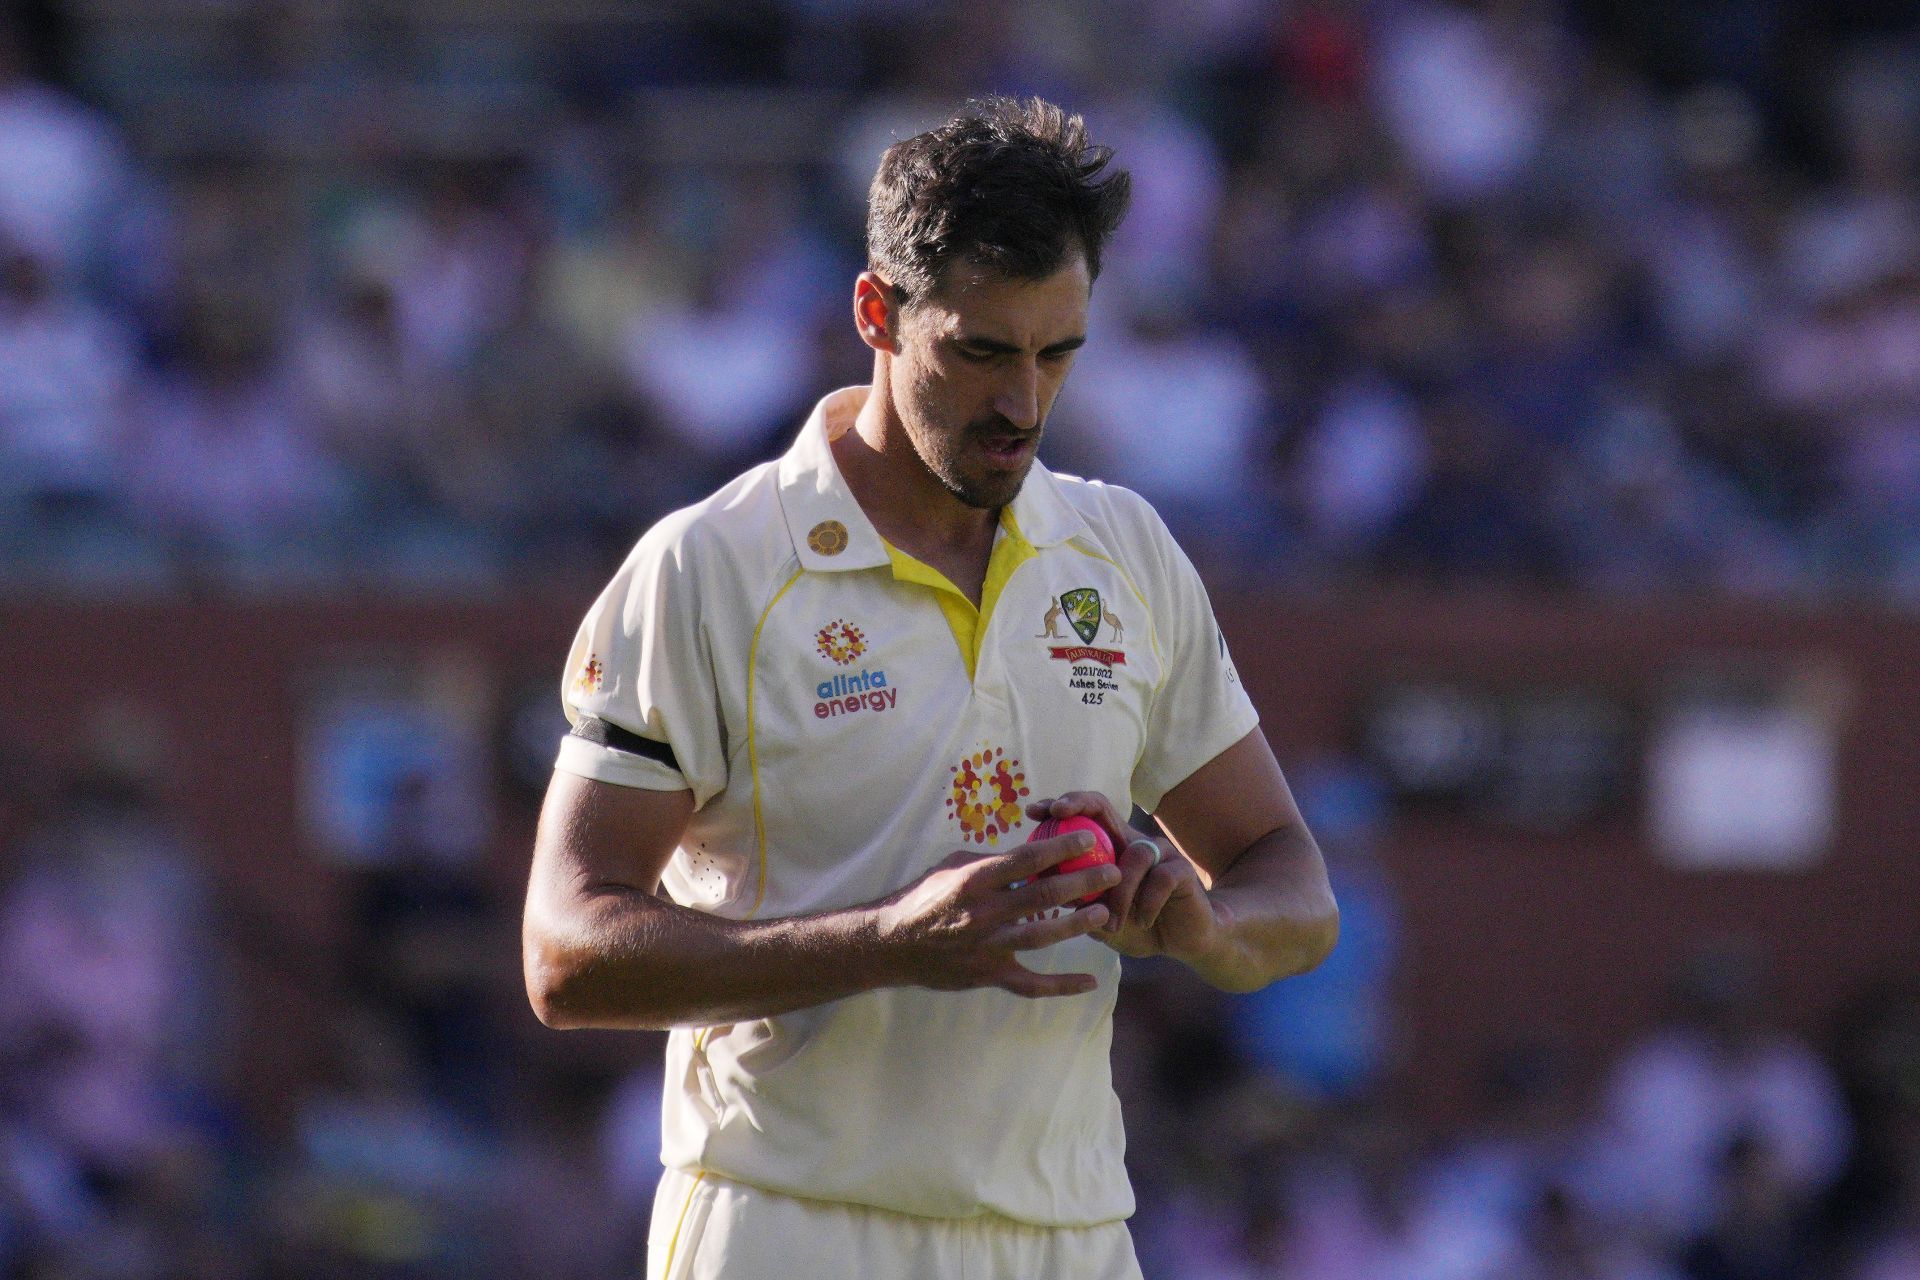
[976,432,1038,469]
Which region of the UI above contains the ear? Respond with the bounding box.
[854,272,902,354]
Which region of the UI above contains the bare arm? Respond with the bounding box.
[1028,728,1339,993]
[522,769,1122,1030]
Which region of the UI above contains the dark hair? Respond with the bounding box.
[866,96,1132,305]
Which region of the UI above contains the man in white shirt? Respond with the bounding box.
[522,96,1339,1280]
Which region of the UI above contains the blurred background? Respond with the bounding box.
[1,0,1917,1276]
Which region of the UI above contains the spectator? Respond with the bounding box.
[1064,296,1275,547]
[1378,388,1561,582]
[1582,943,1853,1251]
[0,768,233,1273]
[617,169,839,474]
[344,773,503,1121]
[1231,760,1402,1100]
[1509,1183,1684,1280]
[338,165,532,375]
[1369,0,1557,204]
[1681,1132,1819,1280]
[0,20,131,283]
[0,238,136,532]
[263,1006,495,1277]
[125,295,348,576]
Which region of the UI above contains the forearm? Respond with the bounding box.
[524,769,1119,1029]
[524,887,898,1030]
[1185,824,1339,993]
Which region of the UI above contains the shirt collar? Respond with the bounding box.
[775,386,1088,572]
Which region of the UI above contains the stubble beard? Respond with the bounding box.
[892,347,1039,510]
[912,418,1036,510]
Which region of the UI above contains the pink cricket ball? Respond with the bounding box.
[1033,814,1118,906]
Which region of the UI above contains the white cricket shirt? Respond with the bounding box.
[556,386,1258,1226]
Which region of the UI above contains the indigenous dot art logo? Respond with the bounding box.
[815,619,866,666]
[576,654,604,693]
[945,745,1030,845]
[807,520,849,556]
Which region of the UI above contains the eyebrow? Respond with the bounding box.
[955,334,1087,357]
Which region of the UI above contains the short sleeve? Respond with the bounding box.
[554,528,729,807]
[1130,517,1260,813]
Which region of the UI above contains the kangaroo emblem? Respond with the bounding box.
[1101,606,1125,643]
[1038,599,1065,639]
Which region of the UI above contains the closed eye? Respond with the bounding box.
[953,337,1085,362]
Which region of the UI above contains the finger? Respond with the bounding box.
[1024,790,1117,823]
[1024,795,1094,823]
[996,963,1100,999]
[1006,861,1121,916]
[1023,794,1136,873]
[986,830,1101,888]
[1068,793,1132,856]
[997,902,1111,951]
[1130,863,1183,933]
[1098,838,1162,933]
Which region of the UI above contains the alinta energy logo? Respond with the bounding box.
[816,619,866,665]
[945,745,1030,845]
[812,618,896,719]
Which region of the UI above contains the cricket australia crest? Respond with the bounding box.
[1041,586,1127,670]
[1060,587,1104,644]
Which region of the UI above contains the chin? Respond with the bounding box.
[951,469,1029,510]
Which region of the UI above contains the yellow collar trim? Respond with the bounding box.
[882,510,1039,681]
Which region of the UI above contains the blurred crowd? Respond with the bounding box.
[4,0,1920,1276]
[1118,770,1914,1280]
[2,752,1918,1279]
[0,0,1916,594]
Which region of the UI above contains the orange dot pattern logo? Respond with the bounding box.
[576,654,604,693]
[946,746,1030,845]
[808,520,849,556]
[815,620,866,665]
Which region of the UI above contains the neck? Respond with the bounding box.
[837,372,1000,558]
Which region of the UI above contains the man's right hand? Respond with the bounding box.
[527,772,1122,1029]
[874,830,1121,998]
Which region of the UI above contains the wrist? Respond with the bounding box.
[851,898,917,990]
[1176,897,1249,989]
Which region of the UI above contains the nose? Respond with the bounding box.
[992,359,1041,432]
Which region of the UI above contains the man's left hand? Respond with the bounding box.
[1023,792,1224,965]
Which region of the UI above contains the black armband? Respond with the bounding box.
[570,715,679,772]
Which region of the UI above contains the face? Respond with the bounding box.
[878,255,1091,509]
